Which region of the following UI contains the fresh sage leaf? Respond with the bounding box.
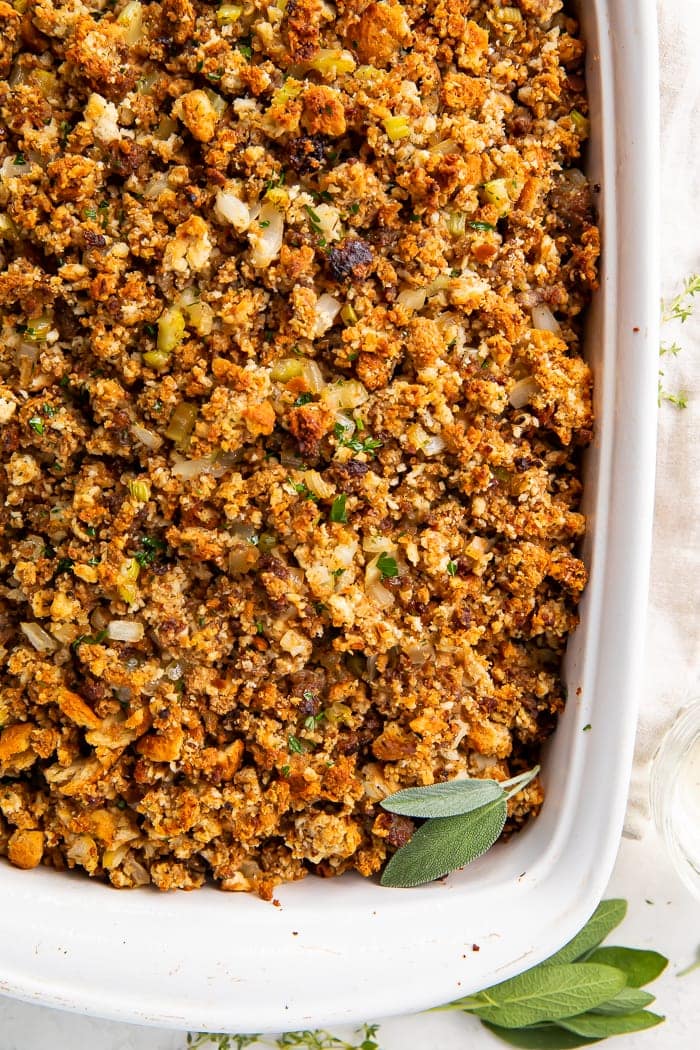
[380,778,503,818]
[585,947,668,987]
[469,963,626,1029]
[380,796,507,887]
[559,1010,665,1038]
[590,987,656,1015]
[543,900,627,966]
[481,1022,600,1049]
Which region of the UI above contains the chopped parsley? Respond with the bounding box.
[238,38,253,59]
[294,392,313,406]
[28,416,44,435]
[288,735,306,755]
[133,534,166,567]
[288,478,318,502]
[304,711,325,732]
[55,557,75,575]
[376,551,398,579]
[468,221,496,231]
[329,494,347,523]
[304,204,327,246]
[13,152,26,165]
[446,559,458,576]
[333,421,383,457]
[72,629,107,650]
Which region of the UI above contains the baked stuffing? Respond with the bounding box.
[0,0,597,897]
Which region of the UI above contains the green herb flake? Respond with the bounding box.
[28,416,45,435]
[376,551,398,579]
[133,534,166,567]
[288,735,306,755]
[446,559,458,576]
[469,221,496,231]
[330,494,347,523]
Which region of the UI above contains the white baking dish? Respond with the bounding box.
[0,0,659,1032]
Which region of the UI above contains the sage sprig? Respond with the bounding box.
[379,767,540,888]
[440,899,668,1046]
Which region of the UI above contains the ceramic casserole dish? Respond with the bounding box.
[0,0,659,1033]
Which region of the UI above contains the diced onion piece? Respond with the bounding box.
[217,3,242,23]
[383,114,411,141]
[248,202,284,268]
[301,358,325,393]
[229,546,259,574]
[422,434,445,456]
[365,561,395,609]
[214,189,251,231]
[335,379,368,410]
[569,109,590,138]
[1,155,30,181]
[165,402,198,448]
[33,70,58,100]
[312,294,341,338]
[424,275,451,298]
[20,622,57,652]
[157,306,186,353]
[171,456,215,479]
[271,358,304,382]
[205,89,227,116]
[304,470,334,499]
[430,139,458,155]
[16,343,39,386]
[184,301,213,335]
[131,422,163,450]
[564,167,588,187]
[493,5,523,21]
[0,213,17,239]
[21,317,52,343]
[117,558,140,605]
[229,523,257,542]
[363,534,396,555]
[127,479,150,501]
[397,287,427,311]
[446,211,467,237]
[154,116,178,141]
[407,642,435,666]
[482,178,521,215]
[107,620,144,642]
[116,0,143,44]
[303,48,356,77]
[509,376,539,409]
[531,303,561,334]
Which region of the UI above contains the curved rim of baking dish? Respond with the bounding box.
[0,0,660,1033]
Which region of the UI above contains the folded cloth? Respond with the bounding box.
[624,0,700,839]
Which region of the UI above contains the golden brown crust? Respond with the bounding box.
[0,0,597,896]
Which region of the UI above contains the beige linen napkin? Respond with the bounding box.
[624,0,700,838]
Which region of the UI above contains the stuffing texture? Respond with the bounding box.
[0,0,597,896]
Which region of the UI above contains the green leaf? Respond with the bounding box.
[586,947,668,987]
[559,1010,665,1038]
[470,964,626,1029]
[380,778,503,818]
[590,987,655,1015]
[380,796,507,887]
[329,494,347,523]
[376,551,398,579]
[481,1022,600,1049]
[544,900,627,966]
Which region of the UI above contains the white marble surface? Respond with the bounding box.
[2,830,699,1050]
